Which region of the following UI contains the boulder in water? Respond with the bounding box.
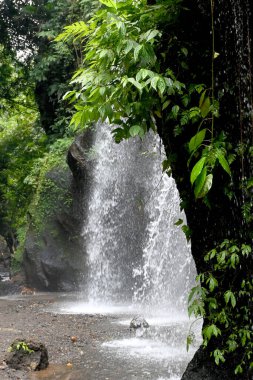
[5,339,49,371]
[130,316,149,331]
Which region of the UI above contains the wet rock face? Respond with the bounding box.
[182,346,252,380]
[23,131,94,291]
[23,214,83,291]
[5,339,49,371]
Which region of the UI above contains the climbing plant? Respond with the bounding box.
[188,240,253,374]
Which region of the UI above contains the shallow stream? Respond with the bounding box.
[43,295,202,380]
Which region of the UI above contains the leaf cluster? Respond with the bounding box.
[188,240,253,374]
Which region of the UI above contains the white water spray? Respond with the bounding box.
[82,123,196,312]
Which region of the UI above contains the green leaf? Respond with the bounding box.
[129,125,143,137]
[171,105,180,119]
[174,218,183,226]
[235,365,243,375]
[124,40,134,55]
[151,76,160,91]
[136,69,151,81]
[189,129,206,153]
[157,78,166,95]
[190,157,206,185]
[194,166,207,198]
[200,96,211,118]
[99,0,117,9]
[127,78,143,92]
[182,224,191,241]
[162,100,171,110]
[206,275,218,292]
[213,349,225,365]
[203,324,221,341]
[162,159,171,172]
[217,152,231,176]
[134,45,142,61]
[188,285,201,304]
[141,29,160,42]
[197,174,213,198]
[224,290,236,308]
[199,90,206,108]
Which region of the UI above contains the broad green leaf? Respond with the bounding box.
[235,365,243,375]
[190,157,206,185]
[157,78,166,95]
[199,90,207,108]
[146,29,160,41]
[203,324,221,341]
[162,99,171,110]
[171,105,179,119]
[127,78,143,91]
[189,129,206,153]
[224,290,236,308]
[99,0,117,9]
[200,96,211,118]
[136,69,150,81]
[188,285,201,304]
[134,45,142,61]
[194,166,207,198]
[151,76,160,91]
[140,29,160,42]
[129,125,143,137]
[217,151,231,176]
[206,275,218,292]
[197,174,213,198]
[213,349,225,365]
[124,40,134,55]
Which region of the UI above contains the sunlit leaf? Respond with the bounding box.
[189,129,206,153]
[190,157,206,185]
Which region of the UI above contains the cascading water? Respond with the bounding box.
[54,123,201,379]
[82,122,196,312]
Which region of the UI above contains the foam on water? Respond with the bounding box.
[103,337,190,360]
[57,301,135,315]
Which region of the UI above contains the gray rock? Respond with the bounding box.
[130,316,149,331]
[23,131,94,291]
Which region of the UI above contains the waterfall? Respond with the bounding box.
[82,123,196,313]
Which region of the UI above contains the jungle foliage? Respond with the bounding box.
[57,0,253,375]
[0,0,100,253]
[0,0,252,375]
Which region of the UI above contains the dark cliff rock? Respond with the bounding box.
[23,131,94,291]
[161,1,253,379]
[182,346,252,380]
